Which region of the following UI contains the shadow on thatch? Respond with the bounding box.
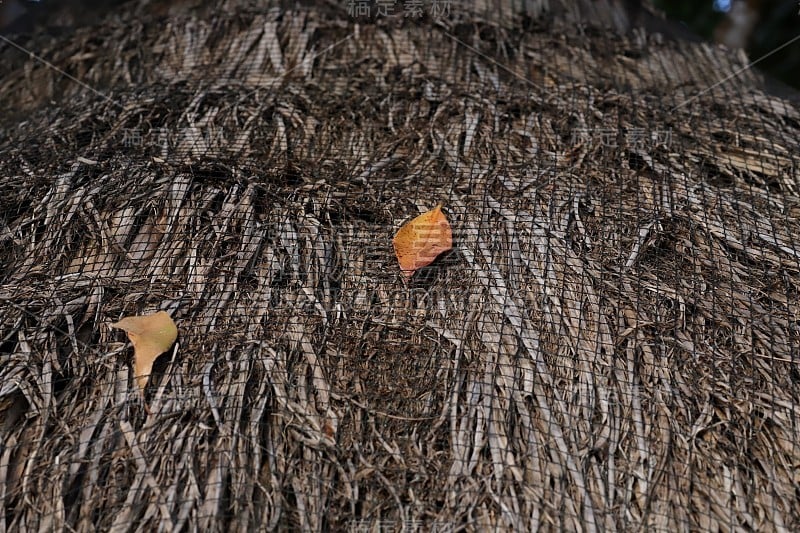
[1,0,799,531]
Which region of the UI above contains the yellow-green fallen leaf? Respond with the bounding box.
[111,311,177,392]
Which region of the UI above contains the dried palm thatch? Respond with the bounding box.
[1,0,799,531]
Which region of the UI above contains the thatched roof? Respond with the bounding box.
[1,1,799,530]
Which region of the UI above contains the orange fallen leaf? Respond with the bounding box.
[392,203,452,278]
[110,311,178,393]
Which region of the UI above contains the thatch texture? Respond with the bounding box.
[1,1,799,531]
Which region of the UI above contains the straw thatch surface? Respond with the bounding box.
[1,1,799,531]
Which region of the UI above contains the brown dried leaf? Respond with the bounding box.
[392,203,452,278]
[110,311,178,392]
